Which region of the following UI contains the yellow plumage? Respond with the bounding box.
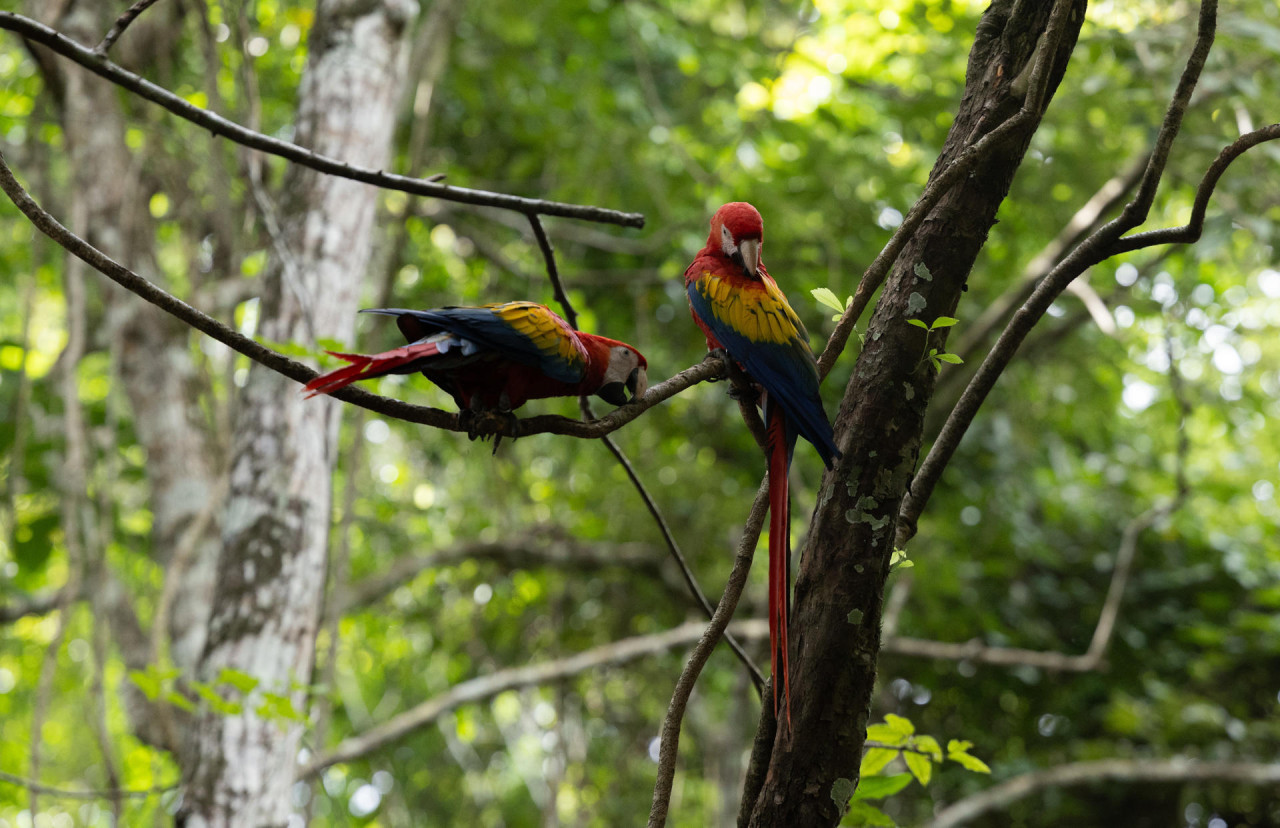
[488,301,585,365]
[693,272,805,345]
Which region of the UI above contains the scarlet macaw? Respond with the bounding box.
[304,302,648,432]
[685,202,839,723]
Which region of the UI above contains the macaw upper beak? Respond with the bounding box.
[733,238,761,280]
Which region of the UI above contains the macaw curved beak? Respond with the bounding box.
[596,364,648,406]
[732,238,761,280]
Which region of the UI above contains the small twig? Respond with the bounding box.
[0,769,178,802]
[648,483,769,828]
[0,11,644,228]
[528,213,577,329]
[95,0,164,54]
[0,152,717,438]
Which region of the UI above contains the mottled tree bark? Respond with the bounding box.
[742,3,1087,825]
[178,1,416,825]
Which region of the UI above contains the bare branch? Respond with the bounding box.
[300,619,747,778]
[1104,123,1280,256]
[94,0,164,54]
[0,769,178,802]
[927,759,1280,828]
[0,152,719,439]
[0,11,644,228]
[649,483,769,828]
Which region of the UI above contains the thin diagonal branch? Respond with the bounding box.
[599,436,767,693]
[0,11,644,228]
[648,483,769,828]
[0,152,718,439]
[95,0,164,54]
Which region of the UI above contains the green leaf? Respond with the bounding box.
[904,750,933,786]
[812,287,847,313]
[852,773,913,800]
[949,751,992,774]
[860,748,899,776]
[913,735,943,762]
[866,724,906,746]
[936,352,964,364]
[883,714,915,737]
[897,560,915,568]
[930,316,959,328]
[843,800,895,826]
[906,318,928,329]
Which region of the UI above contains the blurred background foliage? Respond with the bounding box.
[0,0,1278,825]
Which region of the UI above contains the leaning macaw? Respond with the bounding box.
[304,302,648,433]
[685,202,839,724]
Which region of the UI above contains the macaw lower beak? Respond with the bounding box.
[733,238,761,280]
[596,365,648,406]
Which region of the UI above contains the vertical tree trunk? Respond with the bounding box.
[179,2,416,825]
[743,3,1087,825]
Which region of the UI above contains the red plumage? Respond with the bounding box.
[684,203,839,727]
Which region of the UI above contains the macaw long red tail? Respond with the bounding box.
[766,404,793,727]
[302,341,442,398]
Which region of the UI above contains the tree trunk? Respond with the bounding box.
[178,1,416,825]
[743,3,1087,825]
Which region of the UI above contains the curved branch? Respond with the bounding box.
[300,619,739,778]
[0,11,644,228]
[0,152,718,438]
[1104,123,1280,255]
[648,483,769,828]
[928,759,1280,828]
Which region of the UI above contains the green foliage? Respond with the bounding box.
[1,0,1279,826]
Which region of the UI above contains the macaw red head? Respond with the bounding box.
[709,201,764,281]
[582,335,649,406]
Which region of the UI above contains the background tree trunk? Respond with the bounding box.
[744,3,1088,825]
[178,1,416,824]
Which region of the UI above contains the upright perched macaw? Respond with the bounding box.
[304,302,648,430]
[685,202,839,724]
